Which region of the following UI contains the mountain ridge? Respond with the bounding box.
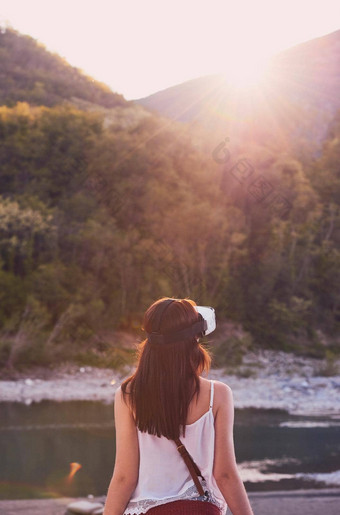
[0,27,127,109]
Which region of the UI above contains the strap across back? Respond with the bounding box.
[173,380,215,499]
[174,438,205,497]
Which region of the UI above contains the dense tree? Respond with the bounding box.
[0,99,339,368]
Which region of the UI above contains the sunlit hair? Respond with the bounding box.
[121,297,211,439]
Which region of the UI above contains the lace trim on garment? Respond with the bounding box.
[123,482,224,514]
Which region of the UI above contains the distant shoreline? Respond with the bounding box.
[1,350,339,418]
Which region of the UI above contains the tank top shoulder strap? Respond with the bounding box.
[209,380,214,409]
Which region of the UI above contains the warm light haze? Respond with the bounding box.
[220,53,272,90]
[1,0,339,99]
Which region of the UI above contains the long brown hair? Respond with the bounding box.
[121,297,211,439]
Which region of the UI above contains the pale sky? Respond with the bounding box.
[1,0,339,100]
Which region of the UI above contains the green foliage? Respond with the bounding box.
[0,195,56,274]
[316,349,340,376]
[3,295,51,369]
[74,347,136,371]
[0,96,339,370]
[0,268,27,327]
[0,102,103,206]
[213,334,253,370]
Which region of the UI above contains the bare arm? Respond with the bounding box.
[213,382,254,515]
[103,387,139,515]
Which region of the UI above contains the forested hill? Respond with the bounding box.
[0,28,339,371]
[0,28,126,108]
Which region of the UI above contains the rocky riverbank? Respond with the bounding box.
[1,489,340,515]
[1,349,339,417]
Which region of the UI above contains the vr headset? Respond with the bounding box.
[146,299,216,345]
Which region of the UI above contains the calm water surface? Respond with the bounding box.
[0,401,339,499]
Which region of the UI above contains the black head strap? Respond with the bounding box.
[147,299,207,345]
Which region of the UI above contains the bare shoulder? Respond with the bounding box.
[198,376,213,389]
[116,385,122,395]
[117,380,132,399]
[115,385,129,409]
[199,378,232,399]
[114,385,123,405]
[116,384,136,420]
[213,381,233,410]
[214,380,232,397]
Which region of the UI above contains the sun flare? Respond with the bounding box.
[66,462,82,484]
[220,53,271,90]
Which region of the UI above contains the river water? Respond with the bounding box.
[0,401,339,499]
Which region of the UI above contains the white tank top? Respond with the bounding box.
[123,380,227,514]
